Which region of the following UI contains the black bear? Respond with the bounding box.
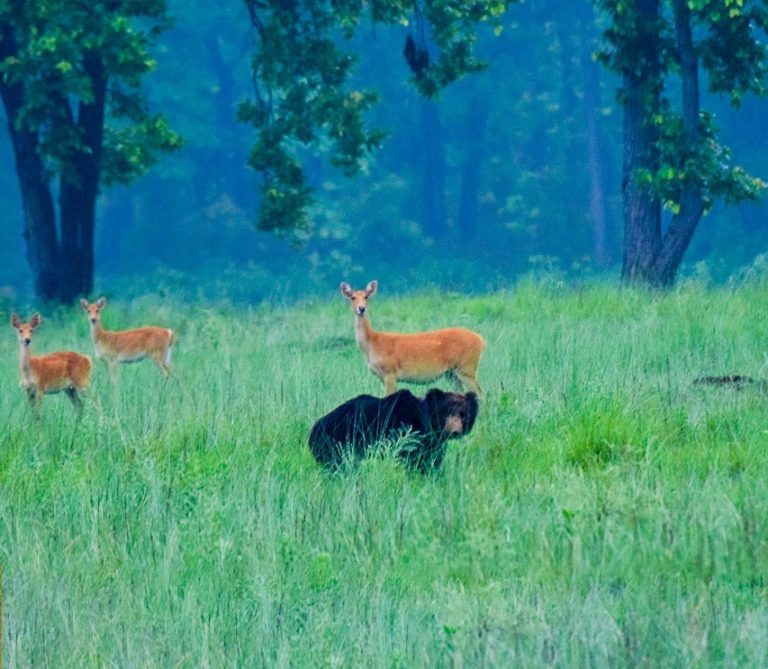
[308,388,479,472]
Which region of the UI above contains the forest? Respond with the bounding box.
[1,0,767,303]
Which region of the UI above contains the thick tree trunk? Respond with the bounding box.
[621,70,662,283]
[0,22,60,300]
[58,53,106,302]
[7,125,61,301]
[620,0,662,284]
[59,177,97,302]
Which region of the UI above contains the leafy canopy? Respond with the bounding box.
[596,0,767,213]
[240,0,510,237]
[0,0,181,186]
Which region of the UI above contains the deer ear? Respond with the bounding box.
[366,280,378,297]
[29,313,42,329]
[10,313,20,329]
[79,299,89,311]
[97,296,107,308]
[340,282,353,298]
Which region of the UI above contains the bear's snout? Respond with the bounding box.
[444,414,464,436]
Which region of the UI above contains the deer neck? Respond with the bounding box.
[18,341,32,385]
[90,319,106,343]
[354,312,376,352]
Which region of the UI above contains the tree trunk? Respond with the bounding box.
[0,22,60,301]
[651,0,704,286]
[59,177,97,302]
[7,125,61,301]
[620,0,662,284]
[58,52,106,302]
[1,32,106,304]
[620,0,704,287]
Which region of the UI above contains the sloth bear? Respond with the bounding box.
[308,388,479,472]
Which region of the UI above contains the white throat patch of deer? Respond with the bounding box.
[339,280,485,396]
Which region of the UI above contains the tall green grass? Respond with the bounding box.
[2,282,768,666]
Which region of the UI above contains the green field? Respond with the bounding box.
[2,282,768,667]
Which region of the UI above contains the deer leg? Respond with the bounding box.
[26,386,42,418]
[383,373,397,396]
[106,359,119,384]
[65,387,84,413]
[446,370,462,391]
[151,352,172,379]
[455,370,482,396]
[164,345,173,375]
[90,391,103,416]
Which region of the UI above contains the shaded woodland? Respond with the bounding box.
[1,0,767,302]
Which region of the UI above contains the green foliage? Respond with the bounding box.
[698,0,768,100]
[596,0,768,214]
[597,0,672,81]
[403,1,509,96]
[637,106,766,212]
[3,284,768,663]
[102,114,183,185]
[0,0,180,184]
[241,0,511,237]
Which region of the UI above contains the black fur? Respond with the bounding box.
[308,389,479,473]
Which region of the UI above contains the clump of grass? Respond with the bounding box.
[564,396,642,469]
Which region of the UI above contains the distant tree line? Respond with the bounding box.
[1,0,767,302]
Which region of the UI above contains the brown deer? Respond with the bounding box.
[11,313,92,411]
[80,297,175,380]
[340,280,485,395]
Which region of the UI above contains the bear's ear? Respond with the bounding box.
[424,388,445,407]
[423,388,447,421]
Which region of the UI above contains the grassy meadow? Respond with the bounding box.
[2,281,768,667]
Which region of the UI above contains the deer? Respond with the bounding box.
[80,297,175,380]
[340,280,485,396]
[11,313,92,412]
